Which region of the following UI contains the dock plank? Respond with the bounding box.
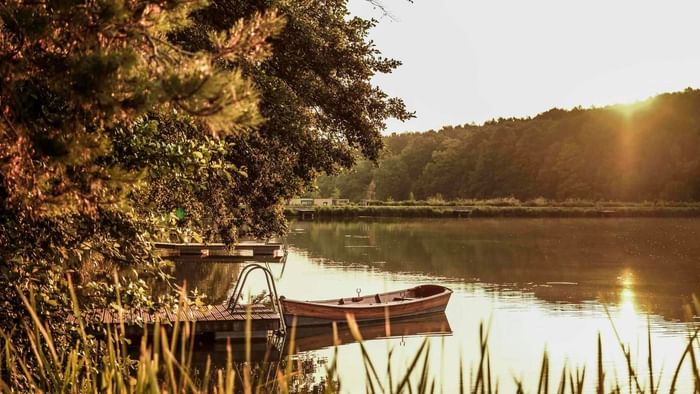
[200,306,217,321]
[91,302,282,338]
[212,305,228,321]
[164,307,176,323]
[103,308,113,324]
[190,306,206,321]
[139,309,148,324]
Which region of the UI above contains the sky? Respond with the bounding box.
[348,0,700,133]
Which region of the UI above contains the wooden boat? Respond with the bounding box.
[279,284,452,327]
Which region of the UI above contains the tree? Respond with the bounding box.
[143,0,413,239]
[367,179,377,201]
[329,160,376,201]
[331,187,342,200]
[374,155,411,200]
[0,0,283,358]
[0,0,410,364]
[320,89,700,202]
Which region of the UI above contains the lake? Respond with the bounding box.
[175,218,700,392]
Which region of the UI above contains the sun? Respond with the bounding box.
[612,96,656,118]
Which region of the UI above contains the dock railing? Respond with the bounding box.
[227,263,287,336]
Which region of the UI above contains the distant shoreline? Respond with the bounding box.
[285,204,700,219]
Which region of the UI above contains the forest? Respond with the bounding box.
[317,89,700,202]
[0,0,409,389]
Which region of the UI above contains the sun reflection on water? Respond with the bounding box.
[180,219,700,392]
[614,273,638,339]
[279,253,694,392]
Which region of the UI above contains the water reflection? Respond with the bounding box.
[185,341,330,393]
[288,218,700,321]
[163,262,241,304]
[181,313,451,392]
[292,313,452,353]
[172,218,700,392]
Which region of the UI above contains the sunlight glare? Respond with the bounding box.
[612,96,656,119]
[613,270,638,338]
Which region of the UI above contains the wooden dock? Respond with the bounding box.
[153,241,286,262]
[296,208,315,220]
[598,209,617,217]
[91,303,281,340]
[87,262,286,341]
[233,241,283,256]
[153,242,227,255]
[167,254,284,263]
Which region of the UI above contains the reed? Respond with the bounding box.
[2,282,700,393]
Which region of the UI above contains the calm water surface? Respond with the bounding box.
[177,218,700,392]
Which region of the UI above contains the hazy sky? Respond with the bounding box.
[348,0,700,133]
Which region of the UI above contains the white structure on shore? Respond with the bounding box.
[287,198,349,207]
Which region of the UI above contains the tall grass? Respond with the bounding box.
[2,282,700,393]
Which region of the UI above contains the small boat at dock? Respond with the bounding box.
[279,284,452,327]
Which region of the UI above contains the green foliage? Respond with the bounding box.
[158,0,413,237]
[0,0,409,375]
[0,0,283,363]
[319,90,700,202]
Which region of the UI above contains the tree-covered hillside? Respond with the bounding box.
[317,89,700,201]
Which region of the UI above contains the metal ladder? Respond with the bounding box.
[263,239,288,280]
[227,263,287,336]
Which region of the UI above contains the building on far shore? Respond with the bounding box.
[287,198,350,207]
[313,198,333,207]
[287,198,314,206]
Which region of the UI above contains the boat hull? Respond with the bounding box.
[281,285,452,327]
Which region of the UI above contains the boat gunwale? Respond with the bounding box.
[280,285,453,310]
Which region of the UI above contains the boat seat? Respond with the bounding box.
[392,297,416,301]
